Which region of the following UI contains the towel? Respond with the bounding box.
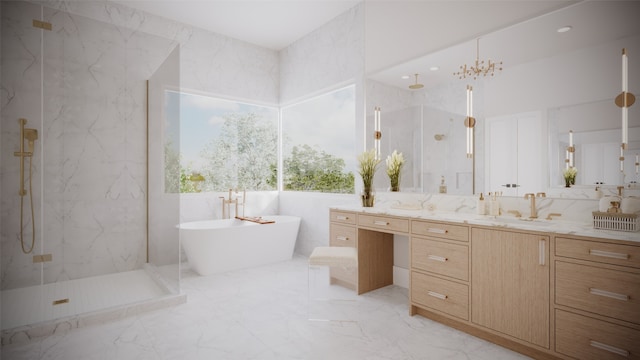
[599,196,621,212]
[621,197,640,214]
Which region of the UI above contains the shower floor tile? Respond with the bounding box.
[1,269,168,330]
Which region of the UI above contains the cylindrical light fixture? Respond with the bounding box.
[565,130,575,169]
[465,85,475,159]
[615,48,636,172]
[374,106,382,160]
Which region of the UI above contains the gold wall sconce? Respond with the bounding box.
[616,48,636,172]
[465,85,475,158]
[374,106,382,160]
[565,130,575,169]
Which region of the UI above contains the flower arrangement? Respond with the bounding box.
[357,149,381,206]
[386,150,404,192]
[563,167,577,187]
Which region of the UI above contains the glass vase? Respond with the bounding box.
[361,191,375,207]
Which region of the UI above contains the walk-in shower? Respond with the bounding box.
[1,2,183,345]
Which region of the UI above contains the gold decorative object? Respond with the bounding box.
[454,38,502,80]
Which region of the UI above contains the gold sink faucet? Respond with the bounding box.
[524,192,546,219]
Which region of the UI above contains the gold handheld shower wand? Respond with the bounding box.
[13,118,38,254]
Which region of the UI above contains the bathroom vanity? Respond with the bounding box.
[328,207,640,360]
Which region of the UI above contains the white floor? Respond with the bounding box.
[2,269,169,330]
[2,256,531,360]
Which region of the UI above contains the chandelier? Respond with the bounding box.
[454,38,502,80]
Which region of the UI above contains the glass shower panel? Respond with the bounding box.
[1,0,47,329]
[1,1,180,334]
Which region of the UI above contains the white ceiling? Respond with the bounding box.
[115,0,360,50]
[371,1,640,90]
[114,1,640,90]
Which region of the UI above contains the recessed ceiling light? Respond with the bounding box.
[430,66,439,71]
[557,26,572,33]
[401,75,410,79]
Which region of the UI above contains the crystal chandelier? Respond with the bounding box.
[454,38,502,80]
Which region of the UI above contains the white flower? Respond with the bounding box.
[386,150,404,177]
[563,167,577,178]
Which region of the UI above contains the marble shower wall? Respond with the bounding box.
[2,0,280,290]
[1,1,175,290]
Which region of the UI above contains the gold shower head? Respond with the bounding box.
[409,73,424,89]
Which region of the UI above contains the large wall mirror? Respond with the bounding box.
[365,1,640,198]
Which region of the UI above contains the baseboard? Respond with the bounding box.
[393,266,409,288]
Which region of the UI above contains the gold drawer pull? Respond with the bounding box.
[589,249,630,260]
[336,236,349,241]
[589,288,630,301]
[427,228,448,234]
[589,340,630,357]
[336,215,349,221]
[427,255,448,262]
[374,220,389,226]
[427,291,448,300]
[539,239,546,266]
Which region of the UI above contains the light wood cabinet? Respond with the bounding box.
[329,207,640,360]
[412,237,468,281]
[410,219,470,321]
[554,235,640,360]
[411,271,469,320]
[358,213,409,234]
[556,309,640,360]
[471,228,550,348]
[329,210,358,289]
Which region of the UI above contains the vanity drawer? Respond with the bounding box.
[556,261,640,324]
[411,271,469,320]
[556,237,640,268]
[329,210,356,225]
[411,220,469,242]
[358,214,409,233]
[330,224,356,248]
[556,309,640,360]
[412,237,468,281]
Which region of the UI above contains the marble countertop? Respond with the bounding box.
[331,205,640,243]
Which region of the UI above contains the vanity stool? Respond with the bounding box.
[308,246,359,322]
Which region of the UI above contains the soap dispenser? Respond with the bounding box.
[439,176,447,194]
[477,193,486,215]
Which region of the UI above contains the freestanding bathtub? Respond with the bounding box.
[179,215,301,276]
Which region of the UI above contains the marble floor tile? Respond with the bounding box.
[2,255,531,360]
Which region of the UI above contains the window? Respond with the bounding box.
[281,85,356,193]
[164,91,278,192]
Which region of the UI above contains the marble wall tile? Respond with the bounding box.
[3,0,283,292]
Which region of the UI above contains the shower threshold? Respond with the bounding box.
[1,267,186,346]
